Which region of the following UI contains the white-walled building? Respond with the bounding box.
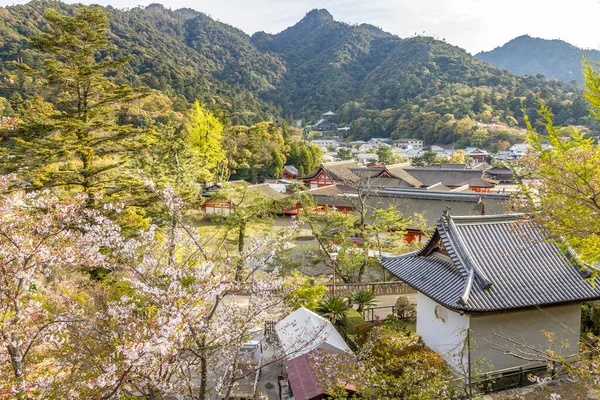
[382,214,600,376]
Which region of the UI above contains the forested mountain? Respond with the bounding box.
[0,2,596,147]
[476,35,600,87]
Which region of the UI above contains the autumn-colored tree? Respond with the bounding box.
[184,101,227,184]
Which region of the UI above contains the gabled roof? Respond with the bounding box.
[284,165,299,175]
[322,110,336,116]
[464,147,490,155]
[385,165,424,187]
[286,349,356,400]
[275,307,351,360]
[404,168,495,188]
[300,161,362,182]
[382,214,600,313]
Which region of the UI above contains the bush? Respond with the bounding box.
[395,296,416,322]
[581,301,600,335]
[351,321,374,347]
[344,308,364,333]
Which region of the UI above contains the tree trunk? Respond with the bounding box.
[7,342,25,398]
[238,219,246,255]
[199,340,208,400]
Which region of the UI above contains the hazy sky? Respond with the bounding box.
[3,0,600,53]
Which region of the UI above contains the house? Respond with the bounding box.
[309,139,340,150]
[485,166,514,182]
[304,185,510,244]
[392,138,424,150]
[509,143,530,157]
[381,214,600,375]
[313,111,338,132]
[283,165,299,179]
[356,153,378,165]
[404,167,497,192]
[463,147,490,164]
[300,160,363,189]
[275,307,351,360]
[349,140,368,148]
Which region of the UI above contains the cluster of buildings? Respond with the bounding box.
[204,152,600,398]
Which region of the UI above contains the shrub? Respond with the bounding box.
[395,295,416,322]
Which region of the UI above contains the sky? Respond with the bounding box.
[2,0,600,53]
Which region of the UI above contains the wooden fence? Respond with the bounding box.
[325,281,416,297]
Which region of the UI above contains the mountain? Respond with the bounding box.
[476,35,600,87]
[0,2,595,146]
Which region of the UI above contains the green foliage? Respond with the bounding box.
[516,99,600,266]
[3,6,146,209]
[336,147,354,161]
[0,3,592,150]
[394,296,417,322]
[184,101,227,183]
[283,271,327,311]
[350,290,376,313]
[375,145,393,165]
[223,121,287,181]
[581,302,600,336]
[343,308,364,331]
[286,141,322,176]
[412,147,439,166]
[316,296,350,329]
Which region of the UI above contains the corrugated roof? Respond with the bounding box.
[382,214,600,313]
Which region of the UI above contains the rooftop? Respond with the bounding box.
[381,214,600,313]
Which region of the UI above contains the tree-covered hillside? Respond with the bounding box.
[0,2,596,147]
[476,35,600,87]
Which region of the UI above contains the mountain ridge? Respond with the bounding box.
[476,35,600,86]
[0,2,595,146]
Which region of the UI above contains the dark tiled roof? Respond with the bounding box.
[307,186,510,230]
[404,168,492,188]
[300,161,362,182]
[382,214,600,313]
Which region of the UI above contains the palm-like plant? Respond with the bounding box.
[351,290,377,313]
[316,296,350,328]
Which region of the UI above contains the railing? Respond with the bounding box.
[326,281,416,297]
[363,305,397,322]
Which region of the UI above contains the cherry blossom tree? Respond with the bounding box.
[0,178,306,399]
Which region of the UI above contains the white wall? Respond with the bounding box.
[469,303,582,372]
[416,293,470,372]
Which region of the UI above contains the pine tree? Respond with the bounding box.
[8,7,147,206]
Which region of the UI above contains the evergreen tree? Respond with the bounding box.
[8,7,147,206]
